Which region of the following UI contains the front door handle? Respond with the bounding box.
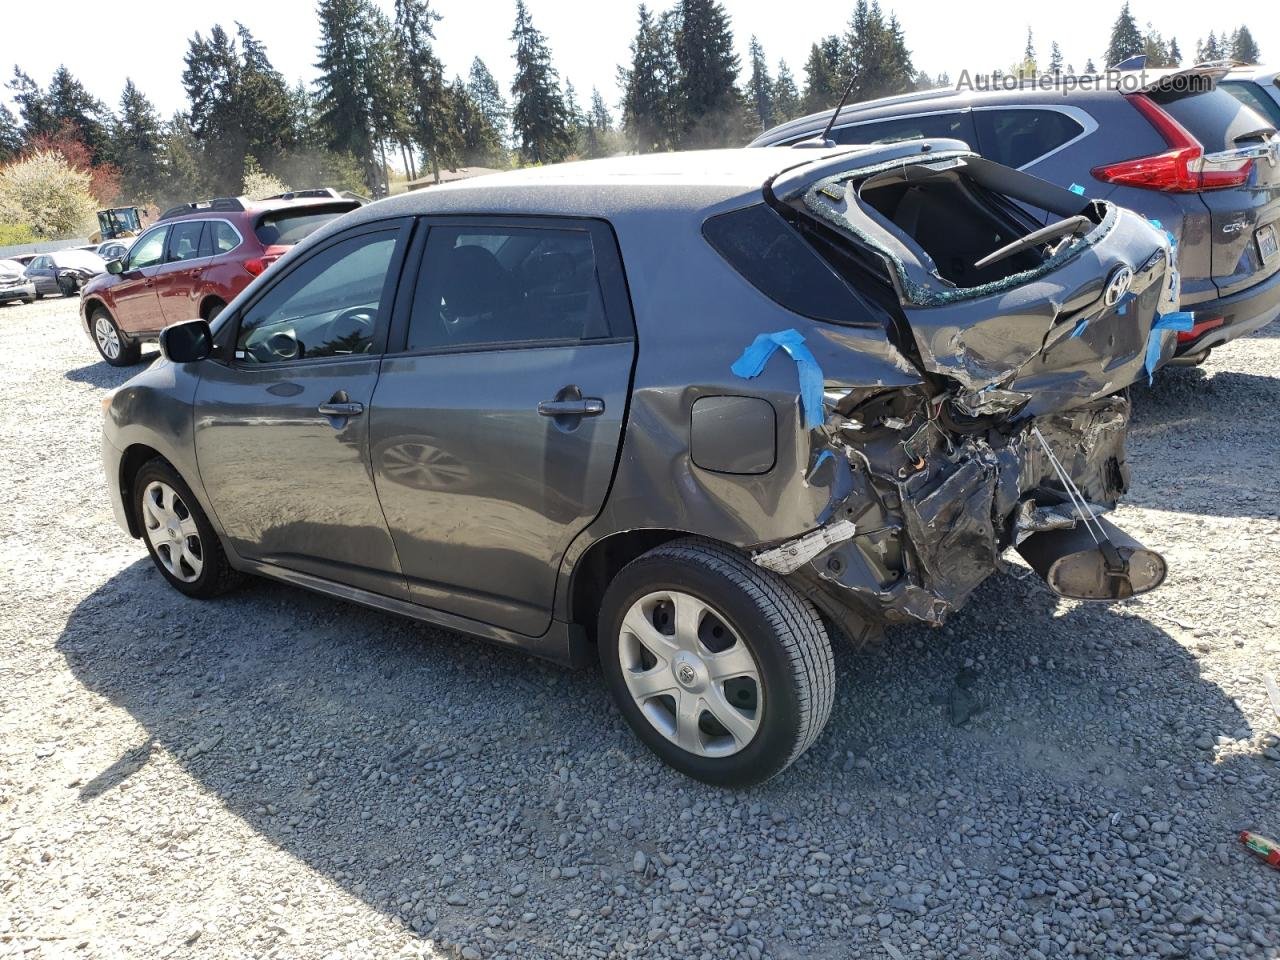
[538,398,604,418]
[318,401,364,417]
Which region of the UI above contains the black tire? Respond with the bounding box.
[89,305,142,366]
[598,537,834,787]
[34,290,44,300]
[58,277,76,297]
[201,298,226,321]
[133,458,241,599]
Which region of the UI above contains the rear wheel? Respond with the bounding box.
[598,538,834,787]
[90,306,141,366]
[201,298,226,321]
[133,459,240,599]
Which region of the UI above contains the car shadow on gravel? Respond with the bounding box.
[55,557,1277,957]
[64,353,158,390]
[1126,365,1280,520]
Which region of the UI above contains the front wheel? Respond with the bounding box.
[598,538,834,787]
[90,307,141,366]
[133,459,241,599]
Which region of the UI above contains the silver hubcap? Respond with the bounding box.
[141,481,203,583]
[94,316,120,359]
[618,591,763,758]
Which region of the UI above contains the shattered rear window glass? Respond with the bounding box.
[702,203,888,327]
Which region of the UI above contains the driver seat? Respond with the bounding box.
[438,245,518,339]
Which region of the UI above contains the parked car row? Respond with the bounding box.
[751,63,1280,366]
[80,191,362,364]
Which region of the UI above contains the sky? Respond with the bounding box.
[0,0,1252,121]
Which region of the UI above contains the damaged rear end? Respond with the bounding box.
[742,142,1173,640]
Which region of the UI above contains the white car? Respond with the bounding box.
[1221,65,1280,129]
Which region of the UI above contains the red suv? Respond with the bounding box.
[80,192,362,365]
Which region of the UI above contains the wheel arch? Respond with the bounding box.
[198,295,227,320]
[118,443,169,538]
[567,528,729,642]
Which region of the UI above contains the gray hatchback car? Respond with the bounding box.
[102,146,1175,784]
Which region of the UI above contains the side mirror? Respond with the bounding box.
[159,319,212,364]
[106,258,124,275]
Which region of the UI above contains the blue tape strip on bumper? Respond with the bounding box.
[1145,311,1195,383]
[731,329,826,429]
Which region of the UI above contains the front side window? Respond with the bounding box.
[126,227,168,270]
[236,230,398,363]
[406,225,609,351]
[974,109,1084,168]
[166,220,206,263]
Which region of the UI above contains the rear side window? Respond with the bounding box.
[166,220,206,263]
[255,205,353,246]
[1151,87,1275,151]
[703,203,889,326]
[1219,81,1280,129]
[832,111,972,147]
[211,221,241,254]
[973,109,1084,168]
[406,226,610,351]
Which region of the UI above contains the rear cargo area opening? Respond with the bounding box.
[857,171,1045,288]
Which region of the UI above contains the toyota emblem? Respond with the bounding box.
[1104,266,1133,308]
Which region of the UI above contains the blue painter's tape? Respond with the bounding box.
[731,329,826,429]
[1069,183,1086,195]
[1145,311,1195,383]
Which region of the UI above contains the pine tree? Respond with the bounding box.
[394,0,453,182]
[1048,42,1064,75]
[114,80,164,202]
[315,0,380,191]
[844,2,914,102]
[563,80,585,134]
[0,105,21,163]
[467,58,509,151]
[1104,2,1143,67]
[583,87,614,159]
[772,60,800,122]
[510,0,571,164]
[46,66,112,164]
[746,36,773,132]
[801,37,843,115]
[1084,58,1097,74]
[1021,29,1038,75]
[7,68,56,143]
[1232,26,1260,63]
[619,4,678,153]
[1197,32,1221,62]
[673,0,742,148]
[1141,25,1173,67]
[1168,37,1182,66]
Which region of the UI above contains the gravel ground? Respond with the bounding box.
[1,296,1278,960]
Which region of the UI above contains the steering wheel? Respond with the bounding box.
[329,306,377,351]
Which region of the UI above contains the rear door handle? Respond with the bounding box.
[318,401,364,417]
[538,398,604,417]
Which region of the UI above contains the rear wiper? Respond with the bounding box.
[973,215,1094,271]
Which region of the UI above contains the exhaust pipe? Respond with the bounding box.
[1016,514,1166,601]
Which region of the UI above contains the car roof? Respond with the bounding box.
[332,147,896,224]
[1226,64,1279,84]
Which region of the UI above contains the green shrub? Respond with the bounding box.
[0,222,37,245]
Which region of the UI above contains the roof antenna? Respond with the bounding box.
[796,73,859,149]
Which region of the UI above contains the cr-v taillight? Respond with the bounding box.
[242,258,267,277]
[1091,94,1253,192]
